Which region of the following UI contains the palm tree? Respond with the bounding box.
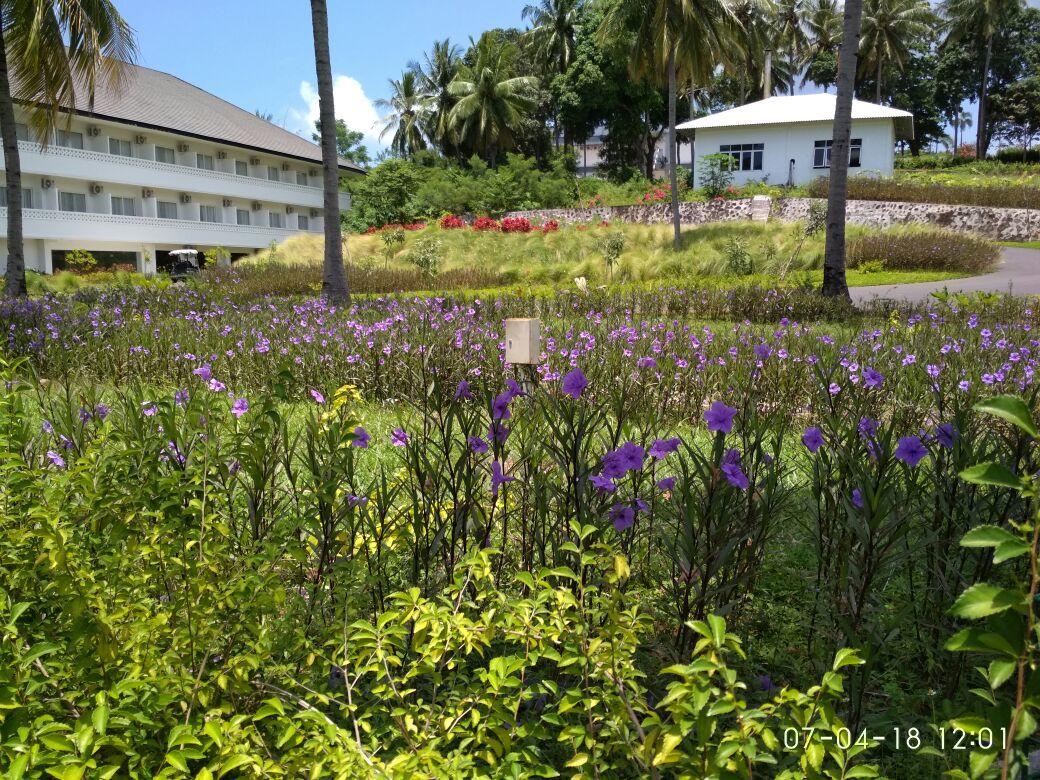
[940,0,1024,157]
[729,0,778,103]
[858,0,933,102]
[447,33,539,165]
[522,0,581,76]
[775,0,809,95]
[376,70,427,158]
[599,0,736,250]
[821,0,865,298]
[309,0,348,304]
[0,0,135,298]
[951,108,972,150]
[414,39,462,156]
[803,0,843,89]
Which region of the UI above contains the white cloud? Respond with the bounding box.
[289,75,384,152]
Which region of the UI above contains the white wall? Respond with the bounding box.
[690,119,896,187]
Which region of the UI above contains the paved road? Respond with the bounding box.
[851,247,1040,304]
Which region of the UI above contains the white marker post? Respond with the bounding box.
[504,318,541,393]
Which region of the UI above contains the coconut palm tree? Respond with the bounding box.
[414,39,462,156]
[729,0,779,103]
[309,0,348,304]
[858,0,934,102]
[940,0,1023,157]
[802,0,843,89]
[951,108,972,150]
[822,0,865,298]
[599,0,737,250]
[522,0,582,76]
[0,0,135,298]
[775,0,809,95]
[376,70,428,158]
[447,33,539,165]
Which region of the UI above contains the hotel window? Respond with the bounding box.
[269,211,284,228]
[59,191,87,213]
[267,166,280,181]
[813,138,862,169]
[55,129,83,149]
[109,137,133,157]
[718,143,764,171]
[110,195,136,216]
[196,153,215,171]
[298,215,309,230]
[157,200,179,219]
[235,160,249,176]
[15,123,28,141]
[236,208,250,225]
[0,188,34,208]
[296,172,308,185]
[199,205,220,223]
[155,146,176,164]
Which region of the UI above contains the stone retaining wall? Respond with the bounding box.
[507,197,1040,242]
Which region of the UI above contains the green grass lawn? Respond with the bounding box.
[1000,240,1040,249]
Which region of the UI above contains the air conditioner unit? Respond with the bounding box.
[179,193,192,204]
[41,178,53,190]
[134,135,146,145]
[281,162,290,171]
[251,201,263,211]
[285,205,295,214]
[89,183,103,195]
[177,142,189,153]
[142,188,154,198]
[87,126,101,137]
[309,208,319,218]
[249,157,261,166]
[217,150,227,160]
[222,198,232,207]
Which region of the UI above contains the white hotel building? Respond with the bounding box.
[0,62,363,275]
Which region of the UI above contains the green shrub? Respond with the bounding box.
[847,227,999,273]
[723,238,754,275]
[807,175,1040,209]
[407,236,442,279]
[64,248,97,274]
[699,153,735,198]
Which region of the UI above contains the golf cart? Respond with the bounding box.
[169,249,200,281]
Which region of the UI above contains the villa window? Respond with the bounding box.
[15,123,28,142]
[59,192,87,213]
[109,138,133,157]
[236,208,250,225]
[813,138,862,169]
[0,188,34,208]
[199,205,220,223]
[235,160,249,176]
[157,200,178,219]
[111,195,136,216]
[267,166,280,182]
[269,211,284,228]
[155,146,176,164]
[196,153,215,171]
[55,129,83,149]
[719,143,763,171]
[298,215,309,230]
[296,172,308,186]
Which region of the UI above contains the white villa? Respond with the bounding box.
[0,62,363,275]
[677,94,914,187]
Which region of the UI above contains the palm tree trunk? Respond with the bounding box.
[0,13,26,299]
[667,45,680,251]
[976,34,992,158]
[309,0,349,305]
[875,57,882,103]
[821,0,864,299]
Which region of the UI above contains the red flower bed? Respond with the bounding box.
[440,214,465,229]
[501,216,533,233]
[403,222,427,231]
[641,188,668,203]
[363,226,379,235]
[598,220,611,228]
[473,217,501,231]
[541,219,559,233]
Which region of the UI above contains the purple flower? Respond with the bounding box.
[704,401,737,433]
[649,437,681,460]
[491,391,513,420]
[41,419,53,435]
[391,428,409,447]
[347,495,369,509]
[505,378,526,399]
[721,449,749,490]
[636,356,657,369]
[863,367,884,389]
[488,422,510,444]
[78,407,92,424]
[589,474,616,492]
[94,404,110,421]
[174,389,189,407]
[610,503,636,531]
[755,674,778,694]
[561,367,588,399]
[310,388,325,404]
[207,378,227,393]
[935,423,957,450]
[851,488,864,509]
[231,398,249,418]
[490,460,514,498]
[754,343,772,361]
[802,427,825,453]
[45,450,66,469]
[858,417,878,439]
[142,402,158,417]
[895,436,928,468]
[352,426,370,448]
[454,380,474,401]
[657,476,677,492]
[468,435,488,454]
[828,383,841,396]
[602,441,645,479]
[193,364,212,382]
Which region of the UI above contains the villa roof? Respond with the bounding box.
[677,94,915,139]
[26,60,365,174]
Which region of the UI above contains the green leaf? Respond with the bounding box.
[973,395,1038,438]
[994,539,1030,564]
[961,525,1020,548]
[165,750,189,772]
[987,659,1016,689]
[968,749,997,779]
[959,463,1022,489]
[832,648,864,671]
[950,584,1024,619]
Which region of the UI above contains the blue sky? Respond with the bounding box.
[119,0,530,151]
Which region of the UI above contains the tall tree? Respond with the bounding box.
[309,0,348,304]
[940,0,1025,157]
[775,0,809,95]
[857,0,934,102]
[447,33,539,165]
[376,70,428,158]
[414,39,462,156]
[803,0,843,89]
[599,0,735,250]
[522,0,581,76]
[312,118,370,167]
[1,0,135,298]
[821,0,865,298]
